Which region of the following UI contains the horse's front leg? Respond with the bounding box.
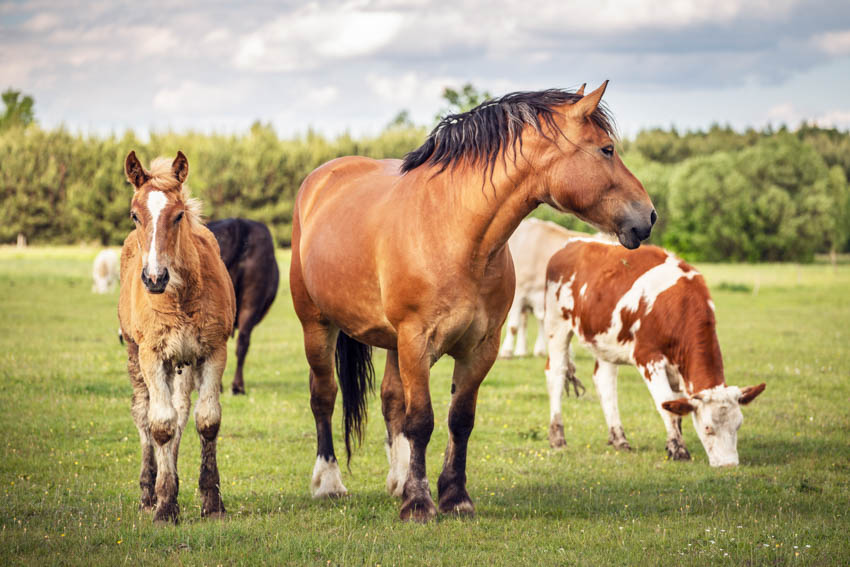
[397,327,436,522]
[139,348,180,523]
[126,340,156,510]
[195,346,227,517]
[438,333,499,516]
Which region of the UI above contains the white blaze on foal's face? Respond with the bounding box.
[145,191,168,276]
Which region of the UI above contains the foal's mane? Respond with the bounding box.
[144,157,203,224]
[400,89,616,176]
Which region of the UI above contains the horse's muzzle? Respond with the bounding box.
[617,208,657,249]
[141,267,169,294]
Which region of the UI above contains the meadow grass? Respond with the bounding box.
[0,246,848,566]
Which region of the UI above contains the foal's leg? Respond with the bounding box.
[640,362,691,461]
[195,346,227,516]
[397,326,436,522]
[381,350,410,498]
[139,348,180,523]
[592,360,631,450]
[437,333,499,516]
[126,340,156,510]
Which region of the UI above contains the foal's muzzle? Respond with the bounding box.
[617,208,657,250]
[141,266,169,294]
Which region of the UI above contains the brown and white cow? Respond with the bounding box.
[543,239,765,467]
[499,218,593,359]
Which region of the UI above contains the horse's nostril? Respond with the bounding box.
[650,209,657,226]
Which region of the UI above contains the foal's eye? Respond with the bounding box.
[175,211,184,224]
[601,145,615,157]
[130,212,139,223]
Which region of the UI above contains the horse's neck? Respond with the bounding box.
[434,162,539,268]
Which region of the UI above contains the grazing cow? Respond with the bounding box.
[92,249,119,293]
[544,239,765,466]
[207,218,280,395]
[499,218,587,359]
[118,151,235,523]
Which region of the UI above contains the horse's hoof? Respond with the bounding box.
[201,494,226,518]
[438,495,475,517]
[400,496,437,523]
[153,502,179,524]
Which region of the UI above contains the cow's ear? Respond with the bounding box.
[662,397,696,416]
[739,383,766,405]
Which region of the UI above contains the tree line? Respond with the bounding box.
[1,88,848,262]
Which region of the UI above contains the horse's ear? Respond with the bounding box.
[569,80,608,119]
[575,83,586,96]
[172,151,189,184]
[125,151,150,189]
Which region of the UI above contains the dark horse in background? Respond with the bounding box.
[207,218,280,395]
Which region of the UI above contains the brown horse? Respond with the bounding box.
[290,82,656,522]
[118,151,235,523]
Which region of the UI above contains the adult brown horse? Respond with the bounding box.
[291,82,656,522]
[119,151,235,523]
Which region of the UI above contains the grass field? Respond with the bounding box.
[1,246,848,566]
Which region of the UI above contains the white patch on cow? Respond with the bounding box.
[707,299,715,312]
[579,283,587,298]
[311,456,348,498]
[690,385,744,467]
[146,191,168,275]
[385,434,411,497]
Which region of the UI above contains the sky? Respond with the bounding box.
[2,0,850,139]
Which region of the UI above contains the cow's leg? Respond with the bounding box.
[532,297,547,357]
[438,333,499,516]
[195,346,226,516]
[545,324,573,448]
[592,360,630,450]
[397,325,436,522]
[641,362,691,461]
[232,306,262,395]
[127,340,156,510]
[514,308,529,357]
[498,299,522,359]
[139,348,180,523]
[381,350,410,498]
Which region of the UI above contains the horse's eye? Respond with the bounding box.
[601,145,614,157]
[175,211,184,224]
[130,212,139,223]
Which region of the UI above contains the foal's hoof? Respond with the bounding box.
[400,496,437,523]
[153,502,179,524]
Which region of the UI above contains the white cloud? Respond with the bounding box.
[765,102,850,128]
[22,12,61,32]
[234,3,405,72]
[813,29,850,56]
[153,80,246,114]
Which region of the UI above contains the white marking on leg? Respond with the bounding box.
[146,191,167,275]
[311,456,347,498]
[385,433,411,498]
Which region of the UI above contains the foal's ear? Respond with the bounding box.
[172,151,189,184]
[575,83,586,96]
[569,80,608,119]
[125,151,150,189]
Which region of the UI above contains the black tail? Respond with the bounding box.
[335,332,375,465]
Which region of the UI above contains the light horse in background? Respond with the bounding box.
[118,151,235,523]
[291,82,657,521]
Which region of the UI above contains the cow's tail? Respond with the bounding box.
[335,332,375,466]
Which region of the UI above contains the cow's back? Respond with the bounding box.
[509,218,585,292]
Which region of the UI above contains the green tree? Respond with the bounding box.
[0,89,35,130]
[435,83,492,121]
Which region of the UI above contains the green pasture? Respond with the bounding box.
[0,247,848,566]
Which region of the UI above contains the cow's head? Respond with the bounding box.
[662,383,765,467]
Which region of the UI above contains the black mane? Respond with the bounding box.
[400,88,616,175]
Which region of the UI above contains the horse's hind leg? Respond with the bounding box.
[381,350,409,498]
[438,333,499,516]
[126,340,156,510]
[195,346,227,516]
